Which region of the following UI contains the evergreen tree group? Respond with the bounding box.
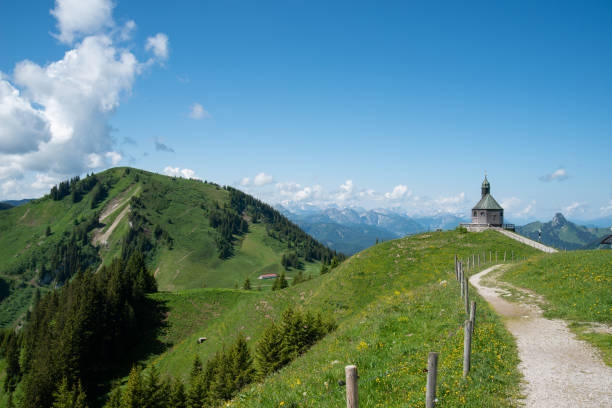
[255,308,336,378]
[102,308,335,407]
[8,251,157,408]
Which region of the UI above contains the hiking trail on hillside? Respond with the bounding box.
[470,265,612,407]
[494,228,558,253]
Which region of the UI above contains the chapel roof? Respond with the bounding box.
[473,194,503,210]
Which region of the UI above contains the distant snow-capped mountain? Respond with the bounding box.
[279,204,468,254]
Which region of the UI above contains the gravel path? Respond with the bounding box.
[470,265,612,408]
[494,228,558,253]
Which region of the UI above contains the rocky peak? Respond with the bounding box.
[551,213,567,227]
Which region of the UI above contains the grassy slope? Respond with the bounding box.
[131,230,540,407]
[0,168,134,326]
[0,167,323,327]
[501,251,612,365]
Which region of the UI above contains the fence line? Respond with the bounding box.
[282,247,528,407]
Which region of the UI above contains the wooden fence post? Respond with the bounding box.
[489,251,492,263]
[463,320,473,378]
[504,251,506,262]
[472,254,475,268]
[469,301,476,332]
[455,255,458,280]
[495,252,498,262]
[460,268,464,299]
[477,254,480,267]
[345,365,358,408]
[426,352,439,408]
[464,276,470,315]
[512,251,514,262]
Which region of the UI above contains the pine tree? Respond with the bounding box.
[243,277,251,290]
[104,387,122,408]
[74,381,88,408]
[169,378,186,408]
[51,378,73,408]
[144,365,165,408]
[121,366,145,408]
[190,355,203,380]
[255,323,283,377]
[279,272,288,289]
[46,226,52,236]
[229,333,254,391]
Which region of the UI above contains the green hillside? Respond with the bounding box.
[501,251,612,365]
[0,167,341,328]
[96,230,540,407]
[517,213,610,250]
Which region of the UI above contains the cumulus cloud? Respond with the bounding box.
[253,172,273,186]
[0,0,168,198]
[336,180,355,202]
[562,202,587,216]
[601,199,612,215]
[240,177,251,186]
[105,151,122,165]
[51,0,114,44]
[155,138,174,153]
[540,168,569,182]
[0,80,51,153]
[31,173,58,190]
[163,166,199,179]
[500,197,522,211]
[145,33,169,60]
[189,103,211,120]
[516,201,536,218]
[384,184,410,200]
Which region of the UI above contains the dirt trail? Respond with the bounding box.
[99,185,140,222]
[93,205,130,246]
[470,265,612,407]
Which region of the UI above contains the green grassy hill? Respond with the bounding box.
[0,167,340,328]
[501,250,612,365]
[95,230,540,407]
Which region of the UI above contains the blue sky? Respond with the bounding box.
[1,0,611,221]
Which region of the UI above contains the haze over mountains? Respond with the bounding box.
[277,204,468,254]
[279,204,612,254]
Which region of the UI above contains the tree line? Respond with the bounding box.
[104,307,335,407]
[1,251,158,408]
[225,187,345,264]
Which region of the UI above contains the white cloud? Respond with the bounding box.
[601,200,612,215]
[540,167,569,182]
[384,184,410,200]
[562,202,587,216]
[189,103,211,120]
[500,197,522,211]
[516,201,536,218]
[336,180,355,202]
[0,1,168,198]
[51,0,114,44]
[105,151,122,165]
[430,192,467,213]
[145,33,169,60]
[253,172,273,186]
[0,80,51,153]
[31,173,58,190]
[163,166,199,179]
[240,177,251,186]
[87,153,104,168]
